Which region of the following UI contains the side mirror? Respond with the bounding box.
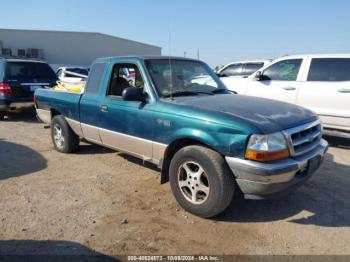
[122,87,147,102]
[254,71,262,81]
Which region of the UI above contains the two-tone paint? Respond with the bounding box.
[35,56,327,198]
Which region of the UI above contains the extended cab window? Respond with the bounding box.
[85,63,106,94]
[262,59,302,81]
[220,64,242,77]
[307,58,350,81]
[108,63,144,97]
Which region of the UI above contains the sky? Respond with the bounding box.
[0,0,349,66]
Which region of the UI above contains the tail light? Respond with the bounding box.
[0,83,12,94]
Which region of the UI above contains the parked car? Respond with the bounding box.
[218,60,271,94]
[34,56,328,218]
[56,67,89,83]
[223,54,350,138]
[0,58,58,120]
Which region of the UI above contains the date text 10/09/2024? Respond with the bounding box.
[127,255,219,261]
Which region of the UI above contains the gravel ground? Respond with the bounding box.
[0,111,349,258]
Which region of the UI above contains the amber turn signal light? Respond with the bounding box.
[245,148,289,162]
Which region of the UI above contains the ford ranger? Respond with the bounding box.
[34,56,328,218]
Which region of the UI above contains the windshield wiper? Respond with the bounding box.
[163,91,213,98]
[211,89,237,94]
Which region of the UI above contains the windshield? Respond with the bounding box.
[145,59,227,97]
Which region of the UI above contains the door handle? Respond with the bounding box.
[100,105,108,112]
[282,86,296,91]
[337,88,350,93]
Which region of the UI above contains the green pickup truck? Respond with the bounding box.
[34,56,328,218]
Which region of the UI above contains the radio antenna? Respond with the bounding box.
[168,18,174,100]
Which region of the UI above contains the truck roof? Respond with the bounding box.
[225,59,271,64]
[277,53,350,59]
[94,55,202,64]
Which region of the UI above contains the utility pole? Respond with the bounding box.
[197,48,200,60]
[184,51,187,58]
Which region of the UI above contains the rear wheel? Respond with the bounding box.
[51,115,79,153]
[169,145,235,218]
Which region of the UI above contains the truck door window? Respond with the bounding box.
[262,59,302,81]
[307,58,350,81]
[108,63,144,97]
[220,64,242,77]
[85,62,106,94]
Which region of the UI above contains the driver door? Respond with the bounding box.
[98,62,155,161]
[246,59,304,104]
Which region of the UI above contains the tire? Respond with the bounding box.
[51,115,79,153]
[0,112,5,121]
[169,145,235,218]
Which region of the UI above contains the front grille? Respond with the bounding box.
[283,120,322,157]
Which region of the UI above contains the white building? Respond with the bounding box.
[0,28,161,68]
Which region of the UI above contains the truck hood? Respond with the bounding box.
[162,94,317,134]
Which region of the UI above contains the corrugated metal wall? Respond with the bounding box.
[0,29,161,67]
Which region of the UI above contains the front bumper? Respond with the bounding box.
[225,139,328,199]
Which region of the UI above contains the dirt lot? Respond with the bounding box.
[0,111,350,258]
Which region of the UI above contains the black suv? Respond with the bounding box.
[0,58,58,120]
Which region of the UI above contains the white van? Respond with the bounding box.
[222,54,350,137]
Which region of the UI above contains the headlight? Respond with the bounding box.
[245,132,289,162]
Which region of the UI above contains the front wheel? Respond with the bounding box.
[169,145,235,218]
[51,115,79,153]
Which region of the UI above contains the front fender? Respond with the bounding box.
[168,127,248,158]
[171,127,216,147]
[159,127,248,184]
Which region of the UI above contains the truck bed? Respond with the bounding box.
[35,88,82,123]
